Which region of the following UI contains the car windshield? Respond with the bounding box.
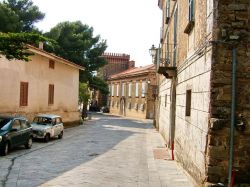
[0,118,12,131]
[33,117,52,125]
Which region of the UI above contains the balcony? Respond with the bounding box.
[156,43,177,79]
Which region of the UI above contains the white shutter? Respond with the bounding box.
[135,82,139,97]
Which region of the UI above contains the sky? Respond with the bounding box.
[32,0,162,67]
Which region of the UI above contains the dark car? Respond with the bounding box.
[0,116,33,156]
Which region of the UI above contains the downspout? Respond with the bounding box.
[228,47,237,187]
[170,76,177,160]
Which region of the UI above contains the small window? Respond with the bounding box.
[20,82,28,106]
[56,118,62,124]
[128,83,132,97]
[135,82,139,97]
[184,0,195,34]
[49,60,55,69]
[185,90,192,116]
[165,0,170,23]
[48,84,54,105]
[122,83,125,97]
[141,82,146,97]
[12,120,21,130]
[165,94,167,107]
[20,120,29,129]
[116,84,119,96]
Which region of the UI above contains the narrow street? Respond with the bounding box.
[0,113,194,187]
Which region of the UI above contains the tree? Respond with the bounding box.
[1,0,45,32]
[44,21,108,94]
[0,4,21,32]
[0,32,48,61]
[79,82,90,119]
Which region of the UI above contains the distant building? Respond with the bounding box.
[94,53,135,108]
[107,64,156,119]
[0,45,84,125]
[100,53,135,80]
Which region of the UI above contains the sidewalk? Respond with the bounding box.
[146,127,195,187]
[39,114,195,187]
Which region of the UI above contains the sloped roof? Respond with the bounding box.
[27,45,85,71]
[109,64,155,80]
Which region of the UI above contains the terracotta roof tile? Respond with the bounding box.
[109,64,155,79]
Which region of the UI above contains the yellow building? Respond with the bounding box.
[108,64,156,119]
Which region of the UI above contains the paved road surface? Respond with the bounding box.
[0,113,194,187]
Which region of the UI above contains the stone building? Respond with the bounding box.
[94,53,135,108]
[0,44,84,125]
[100,53,135,80]
[107,64,156,119]
[155,0,250,186]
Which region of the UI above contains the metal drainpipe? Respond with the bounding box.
[170,76,177,160]
[228,47,237,187]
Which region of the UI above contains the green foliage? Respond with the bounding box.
[79,82,90,103]
[0,4,21,32]
[44,21,108,93]
[89,76,109,95]
[1,0,45,32]
[0,32,48,61]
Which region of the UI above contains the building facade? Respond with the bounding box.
[0,45,84,125]
[108,65,156,119]
[95,53,135,108]
[156,0,250,186]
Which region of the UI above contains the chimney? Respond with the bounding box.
[38,42,44,50]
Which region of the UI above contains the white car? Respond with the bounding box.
[31,114,64,142]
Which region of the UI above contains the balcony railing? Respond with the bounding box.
[156,43,177,79]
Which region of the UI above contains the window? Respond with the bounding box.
[20,120,29,129]
[166,0,170,23]
[116,84,119,96]
[184,0,195,34]
[20,82,28,106]
[165,94,168,107]
[188,0,194,22]
[49,60,55,69]
[108,85,111,96]
[185,90,192,116]
[135,82,139,97]
[48,84,54,105]
[173,7,178,66]
[141,82,146,97]
[122,83,125,96]
[128,82,132,97]
[12,120,21,130]
[111,84,114,96]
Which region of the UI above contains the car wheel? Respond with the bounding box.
[1,142,9,156]
[25,137,32,149]
[44,134,50,143]
[58,131,63,139]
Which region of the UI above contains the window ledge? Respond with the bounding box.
[184,20,195,34]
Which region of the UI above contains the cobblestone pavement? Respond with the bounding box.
[0,113,194,187]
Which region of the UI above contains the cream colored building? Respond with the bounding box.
[156,0,250,186]
[0,45,84,125]
[107,65,156,119]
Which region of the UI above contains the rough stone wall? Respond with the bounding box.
[208,0,250,185]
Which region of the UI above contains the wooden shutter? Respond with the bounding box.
[48,84,54,105]
[20,82,28,106]
[49,60,55,69]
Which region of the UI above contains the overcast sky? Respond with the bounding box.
[32,0,162,67]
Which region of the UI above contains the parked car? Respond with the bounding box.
[31,114,64,142]
[0,116,33,156]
